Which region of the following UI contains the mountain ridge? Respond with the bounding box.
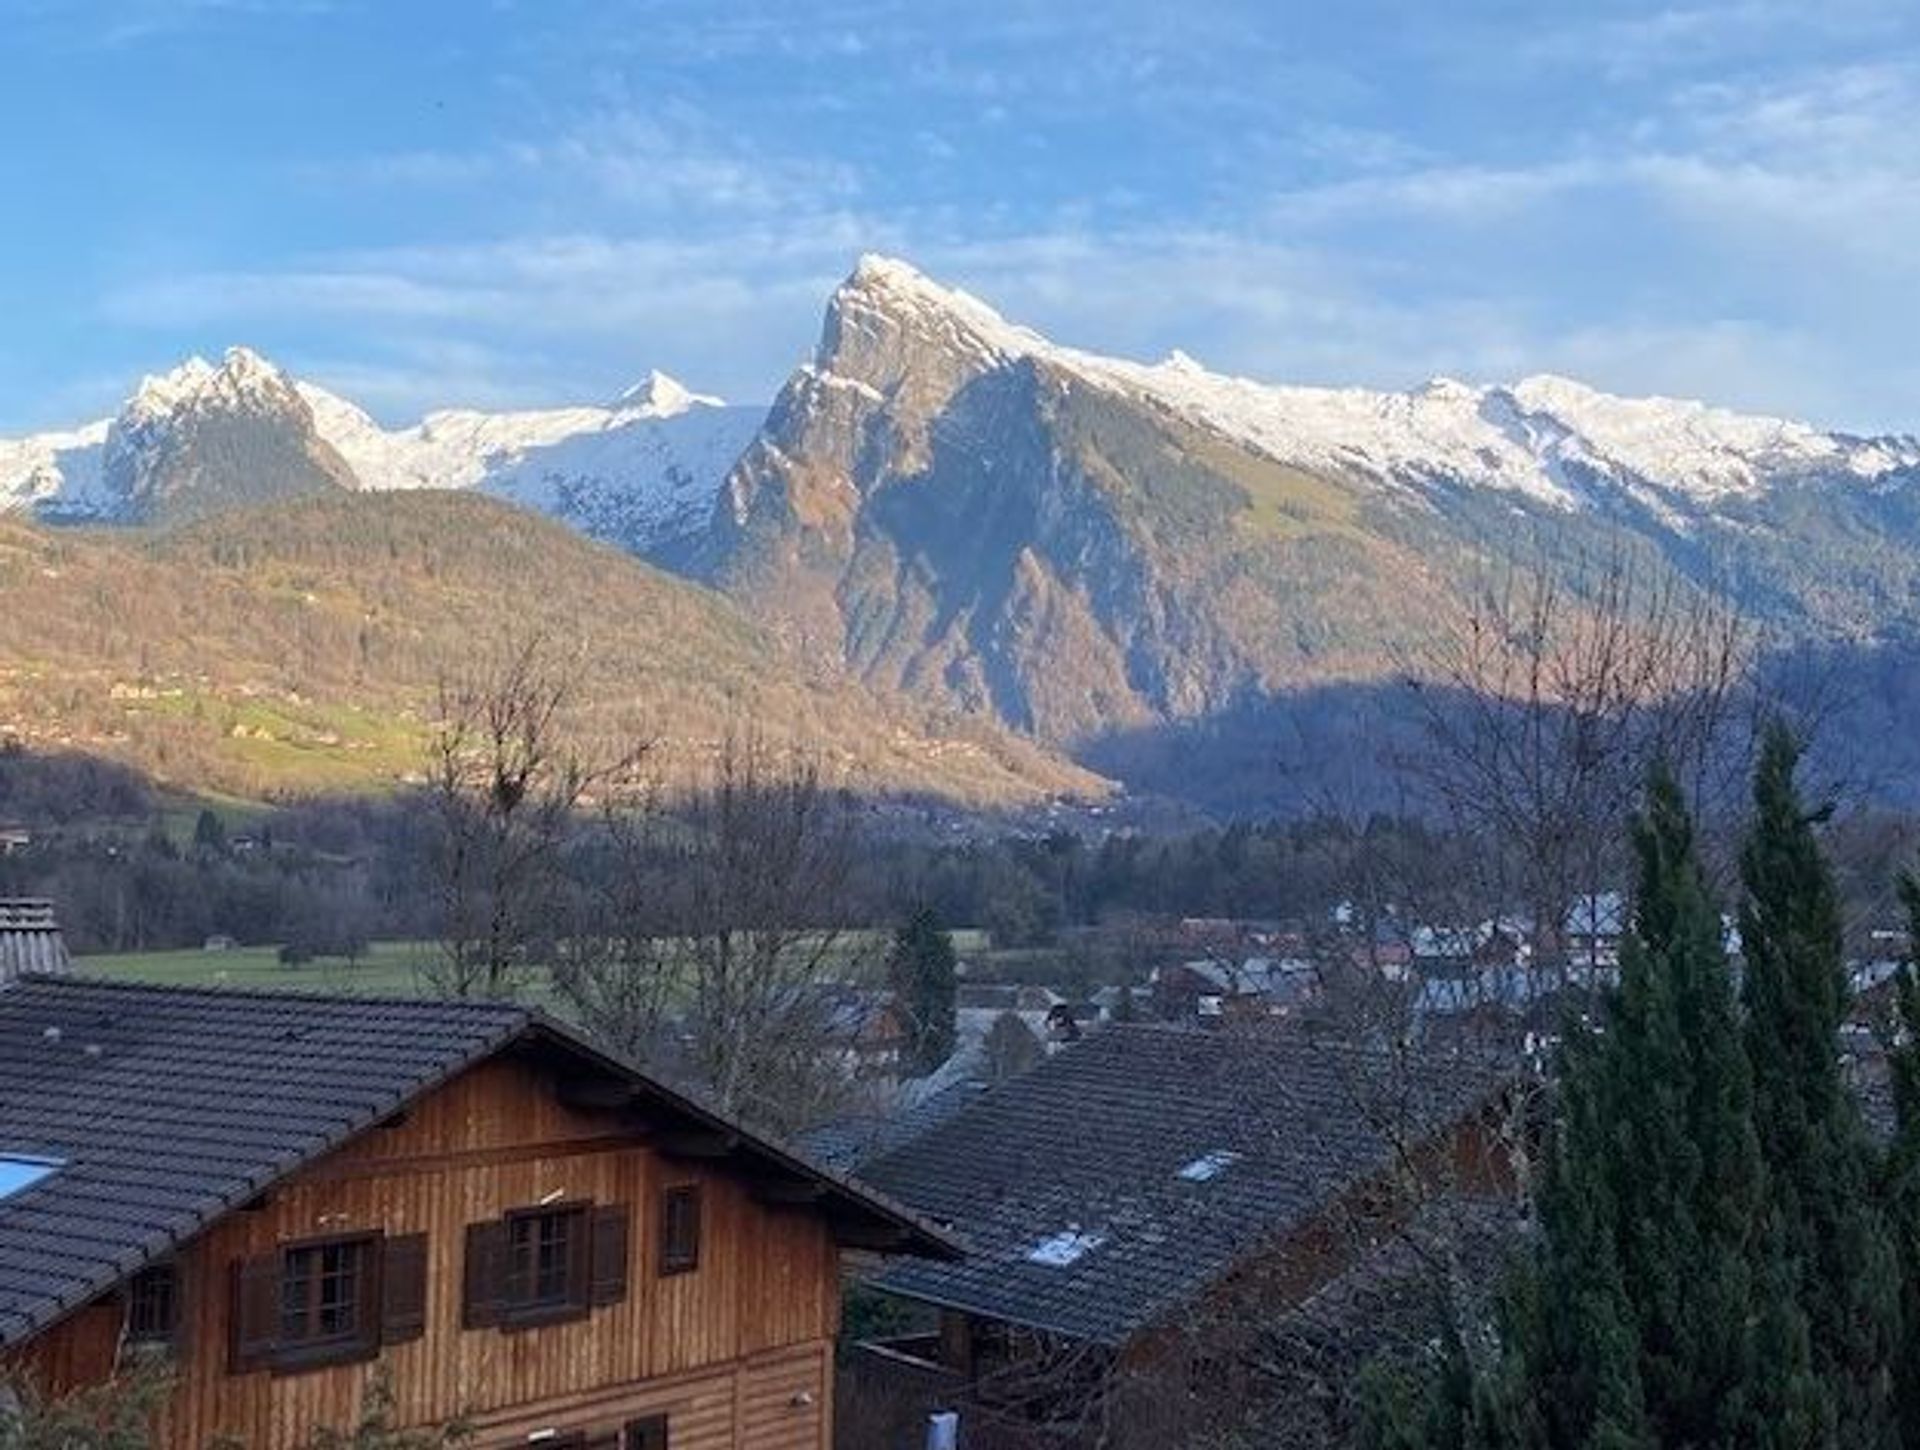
[10,257,1916,544]
[2,349,762,555]
[8,257,1920,805]
[703,256,1920,752]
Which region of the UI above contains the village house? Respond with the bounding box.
[0,976,955,1448]
[1148,956,1318,1023]
[845,1023,1522,1447]
[1561,892,1627,970]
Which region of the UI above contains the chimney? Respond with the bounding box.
[0,900,71,985]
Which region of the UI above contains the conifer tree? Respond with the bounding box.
[1491,763,1818,1448]
[887,906,958,1075]
[1879,874,1920,1446]
[1740,722,1900,1446]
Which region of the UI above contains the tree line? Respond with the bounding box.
[1359,724,1920,1449]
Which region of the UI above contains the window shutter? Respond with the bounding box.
[462,1220,510,1329]
[381,1233,429,1345]
[353,1239,386,1358]
[624,1415,668,1450]
[589,1205,630,1308]
[227,1253,281,1373]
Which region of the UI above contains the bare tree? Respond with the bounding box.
[552,733,873,1135]
[422,634,644,999]
[1402,543,1753,973]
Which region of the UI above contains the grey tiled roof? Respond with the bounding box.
[862,1023,1510,1345]
[0,976,955,1348]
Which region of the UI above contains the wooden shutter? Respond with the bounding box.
[227,1253,281,1373]
[462,1220,510,1329]
[380,1232,429,1345]
[352,1237,385,1359]
[624,1415,668,1450]
[589,1204,630,1307]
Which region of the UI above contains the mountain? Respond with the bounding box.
[11,258,1920,812]
[16,348,360,526]
[1,354,762,557]
[0,491,1097,807]
[707,256,1920,751]
[297,368,763,559]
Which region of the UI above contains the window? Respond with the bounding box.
[625,1415,668,1449]
[125,1263,179,1346]
[506,1205,589,1313]
[228,1231,426,1375]
[659,1186,701,1276]
[0,1154,61,1202]
[279,1236,375,1359]
[463,1202,628,1331]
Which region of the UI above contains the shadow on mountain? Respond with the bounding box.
[1078,634,1920,819]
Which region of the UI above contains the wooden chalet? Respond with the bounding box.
[847,1023,1522,1447]
[0,976,955,1448]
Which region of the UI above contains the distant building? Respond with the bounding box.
[1562,892,1627,968]
[956,983,1064,1014]
[0,900,70,985]
[809,984,912,1080]
[0,828,30,857]
[1150,956,1319,1023]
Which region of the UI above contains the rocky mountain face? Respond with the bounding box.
[9,258,1920,809]
[705,257,1920,756]
[1,355,759,557]
[30,348,361,526]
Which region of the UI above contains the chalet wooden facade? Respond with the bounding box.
[0,977,953,1448]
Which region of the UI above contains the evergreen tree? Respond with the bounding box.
[1491,763,1818,1448]
[887,906,958,1075]
[1880,874,1920,1445]
[191,808,227,856]
[1740,723,1900,1446]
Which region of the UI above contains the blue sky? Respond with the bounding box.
[1,0,1916,432]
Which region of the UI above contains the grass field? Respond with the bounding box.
[75,940,440,996]
[73,927,1009,1002]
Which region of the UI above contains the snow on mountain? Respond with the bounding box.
[0,419,109,516]
[298,369,760,556]
[1,353,762,556]
[831,255,1920,514]
[6,262,1916,540]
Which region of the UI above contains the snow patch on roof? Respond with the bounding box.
[1026,1227,1106,1266]
[1177,1149,1243,1183]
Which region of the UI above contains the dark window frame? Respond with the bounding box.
[274,1232,380,1369]
[124,1262,179,1347]
[659,1185,701,1276]
[501,1201,592,1329]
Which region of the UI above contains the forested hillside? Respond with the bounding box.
[0,492,1098,806]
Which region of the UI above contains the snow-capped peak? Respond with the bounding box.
[612,369,723,418]
[124,345,296,426]
[836,253,1054,367]
[2,350,764,547]
[826,256,1920,512]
